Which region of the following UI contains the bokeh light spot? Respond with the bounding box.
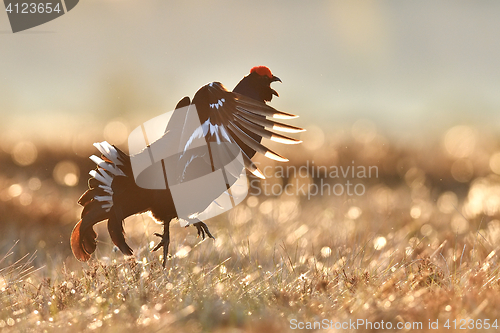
[404,168,426,187]
[450,159,473,183]
[53,161,80,187]
[28,177,42,191]
[489,152,500,175]
[19,193,32,206]
[175,246,191,259]
[352,119,377,143]
[444,125,476,158]
[420,223,433,236]
[8,184,22,197]
[247,196,259,208]
[373,236,387,250]
[451,214,469,234]
[410,206,421,219]
[0,276,7,291]
[301,125,324,150]
[320,246,332,258]
[11,141,38,166]
[346,206,362,219]
[259,200,274,215]
[104,120,129,145]
[437,191,458,214]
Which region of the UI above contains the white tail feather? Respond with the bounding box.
[98,184,113,195]
[101,203,112,212]
[89,170,112,187]
[94,195,113,203]
[93,141,123,166]
[89,155,125,176]
[98,169,113,186]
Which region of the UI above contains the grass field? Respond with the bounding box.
[1,125,500,332]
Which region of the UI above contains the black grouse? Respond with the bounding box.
[71,66,304,267]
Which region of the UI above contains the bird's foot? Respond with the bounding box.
[193,222,215,240]
[152,231,170,268]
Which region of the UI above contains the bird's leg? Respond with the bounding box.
[152,221,170,268]
[193,221,215,240]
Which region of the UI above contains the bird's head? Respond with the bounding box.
[233,66,282,103]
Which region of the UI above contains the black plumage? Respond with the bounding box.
[71,66,304,267]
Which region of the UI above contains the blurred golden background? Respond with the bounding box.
[1,0,500,272]
[4,3,500,331]
[2,1,500,140]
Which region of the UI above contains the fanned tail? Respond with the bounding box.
[70,141,133,261]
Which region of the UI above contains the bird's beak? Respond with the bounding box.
[271,75,282,83]
[271,89,279,97]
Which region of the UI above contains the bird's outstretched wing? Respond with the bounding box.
[191,82,305,179]
[128,82,304,226]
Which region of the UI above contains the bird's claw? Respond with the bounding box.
[197,225,205,239]
[152,233,164,252]
[152,223,212,268]
[193,222,215,240]
[152,231,169,268]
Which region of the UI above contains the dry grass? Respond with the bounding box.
[2,125,500,332]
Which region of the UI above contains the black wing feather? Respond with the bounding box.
[191,82,303,177]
